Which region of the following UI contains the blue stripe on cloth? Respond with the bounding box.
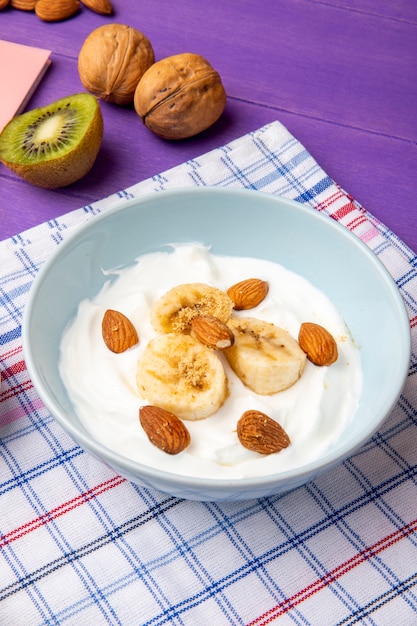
[294,177,334,205]
[0,326,21,344]
[266,499,367,620]
[0,445,84,495]
[1,458,414,620]
[0,287,23,330]
[15,458,415,625]
[0,495,180,596]
[336,570,417,625]
[308,477,407,602]
[1,545,51,623]
[139,488,245,625]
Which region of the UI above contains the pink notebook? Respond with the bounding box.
[0,39,51,132]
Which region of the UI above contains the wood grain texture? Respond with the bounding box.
[307,0,417,23]
[0,0,416,251]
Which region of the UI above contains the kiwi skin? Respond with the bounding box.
[0,93,103,189]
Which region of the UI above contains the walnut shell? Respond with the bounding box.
[134,52,226,139]
[78,23,155,105]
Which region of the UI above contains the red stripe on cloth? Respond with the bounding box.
[0,394,43,428]
[1,359,27,378]
[314,189,346,213]
[1,379,33,401]
[0,345,38,425]
[345,214,369,232]
[0,475,126,549]
[330,201,357,222]
[247,517,417,625]
[0,345,23,361]
[410,316,417,329]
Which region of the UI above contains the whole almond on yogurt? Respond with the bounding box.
[139,405,191,454]
[237,410,290,455]
[35,0,80,21]
[298,322,338,366]
[0,0,10,8]
[191,315,235,350]
[80,0,112,14]
[227,278,269,310]
[102,309,139,353]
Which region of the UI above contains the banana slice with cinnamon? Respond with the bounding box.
[136,333,228,420]
[150,283,233,335]
[225,317,306,395]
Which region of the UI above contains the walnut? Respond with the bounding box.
[78,24,155,105]
[133,53,226,140]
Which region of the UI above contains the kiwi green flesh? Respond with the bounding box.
[0,93,103,189]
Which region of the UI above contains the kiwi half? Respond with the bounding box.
[0,93,103,189]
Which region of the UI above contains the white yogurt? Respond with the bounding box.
[59,244,362,479]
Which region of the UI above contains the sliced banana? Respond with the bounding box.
[150,283,234,335]
[224,317,307,395]
[136,333,228,420]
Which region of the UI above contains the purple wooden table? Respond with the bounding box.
[0,1,416,251]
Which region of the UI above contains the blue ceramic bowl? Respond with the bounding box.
[22,188,410,501]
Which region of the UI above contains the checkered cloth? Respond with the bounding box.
[1,121,416,625]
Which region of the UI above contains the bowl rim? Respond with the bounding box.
[22,186,411,492]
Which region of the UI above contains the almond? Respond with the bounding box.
[35,0,80,21]
[10,0,35,9]
[298,322,338,366]
[227,278,269,310]
[102,309,139,353]
[191,314,234,350]
[80,0,112,14]
[139,405,191,454]
[237,410,290,455]
[0,0,10,8]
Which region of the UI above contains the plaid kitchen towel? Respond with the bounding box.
[1,120,417,626]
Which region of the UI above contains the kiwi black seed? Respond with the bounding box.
[0,93,103,189]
